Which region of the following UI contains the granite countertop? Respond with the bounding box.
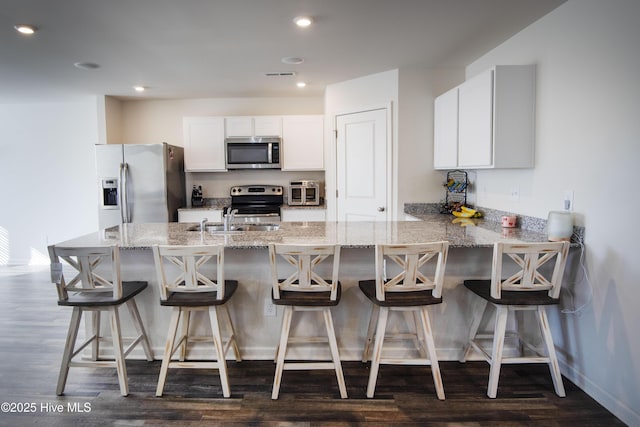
[55,215,555,250]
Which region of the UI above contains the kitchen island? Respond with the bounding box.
[53,216,577,361]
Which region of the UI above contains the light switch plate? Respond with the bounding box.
[509,187,520,201]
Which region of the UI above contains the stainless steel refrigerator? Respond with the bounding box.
[96,143,185,229]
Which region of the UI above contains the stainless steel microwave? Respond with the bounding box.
[225,137,281,169]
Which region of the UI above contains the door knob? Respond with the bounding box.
[377,207,385,212]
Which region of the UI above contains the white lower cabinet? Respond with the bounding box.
[281,208,326,222]
[178,209,223,223]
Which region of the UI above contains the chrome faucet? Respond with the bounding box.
[224,209,238,231]
[200,217,208,232]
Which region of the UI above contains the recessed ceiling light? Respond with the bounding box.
[73,62,100,70]
[281,56,304,65]
[14,24,37,35]
[293,16,313,27]
[133,86,146,92]
[296,82,307,88]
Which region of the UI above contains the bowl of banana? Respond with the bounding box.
[451,206,482,226]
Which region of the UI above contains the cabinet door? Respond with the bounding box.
[253,116,282,137]
[281,115,324,170]
[225,117,253,137]
[433,87,459,169]
[178,209,223,223]
[458,69,494,168]
[183,117,226,171]
[281,208,326,222]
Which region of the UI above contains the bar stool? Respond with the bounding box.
[269,243,347,399]
[460,241,570,398]
[152,244,241,398]
[359,242,449,400]
[48,244,154,396]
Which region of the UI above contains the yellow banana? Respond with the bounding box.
[460,206,476,214]
[452,210,474,218]
[452,217,475,226]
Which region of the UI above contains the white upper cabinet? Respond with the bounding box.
[434,64,535,169]
[458,69,494,168]
[281,115,324,171]
[225,116,282,138]
[433,87,459,169]
[183,117,226,172]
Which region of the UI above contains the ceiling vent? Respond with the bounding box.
[264,71,297,77]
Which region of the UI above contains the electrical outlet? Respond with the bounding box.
[263,298,277,317]
[563,190,574,211]
[509,187,520,201]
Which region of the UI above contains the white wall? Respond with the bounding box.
[0,97,100,265]
[324,70,399,220]
[397,65,466,211]
[465,1,640,424]
[116,97,324,198]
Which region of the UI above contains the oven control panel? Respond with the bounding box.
[230,185,283,196]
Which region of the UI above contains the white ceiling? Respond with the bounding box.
[1,0,566,102]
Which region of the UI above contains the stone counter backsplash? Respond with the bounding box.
[404,203,585,245]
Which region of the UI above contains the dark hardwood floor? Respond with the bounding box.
[0,266,624,426]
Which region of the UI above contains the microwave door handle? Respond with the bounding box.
[267,142,272,164]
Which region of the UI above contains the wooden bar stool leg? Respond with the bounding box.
[538,306,566,397]
[57,307,82,396]
[126,300,154,361]
[91,310,100,361]
[323,308,348,398]
[272,306,293,400]
[366,306,389,398]
[180,310,191,362]
[156,307,181,397]
[412,310,427,359]
[460,299,487,362]
[419,307,445,400]
[209,306,231,398]
[488,306,509,398]
[362,304,379,362]
[109,306,129,396]
[222,306,242,361]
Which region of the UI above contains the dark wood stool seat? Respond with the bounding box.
[272,281,341,307]
[58,281,148,307]
[359,280,442,307]
[464,279,561,306]
[160,280,238,307]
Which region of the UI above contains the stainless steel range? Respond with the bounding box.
[226,185,283,223]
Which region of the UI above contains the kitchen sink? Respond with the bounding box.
[234,223,280,232]
[187,223,280,233]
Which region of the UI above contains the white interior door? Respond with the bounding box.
[336,108,388,221]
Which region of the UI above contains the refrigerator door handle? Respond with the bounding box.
[120,162,130,223]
